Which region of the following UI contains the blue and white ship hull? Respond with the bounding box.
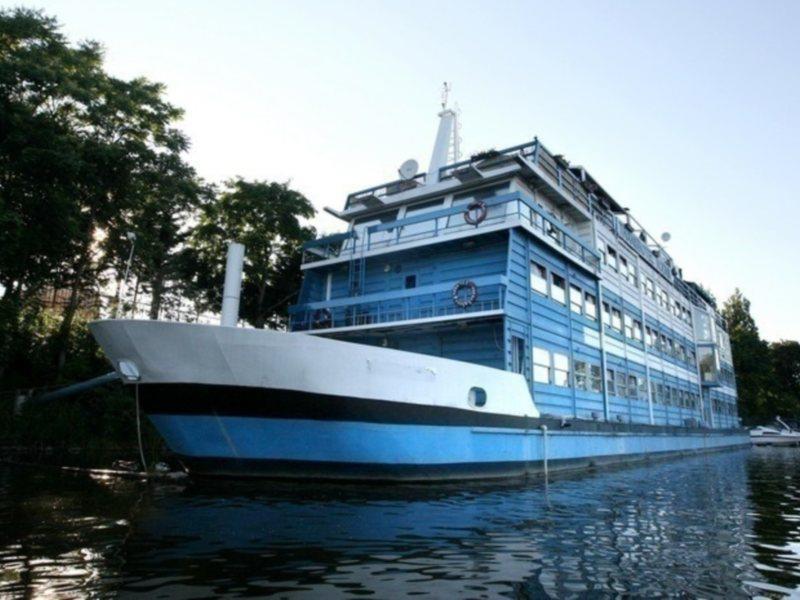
[90,320,748,481]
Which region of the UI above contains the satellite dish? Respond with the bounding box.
[398,159,419,181]
[660,232,671,243]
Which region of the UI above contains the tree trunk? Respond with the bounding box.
[253,280,268,329]
[149,268,165,320]
[55,258,88,376]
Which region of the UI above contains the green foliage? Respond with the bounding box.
[722,290,800,425]
[184,178,316,328]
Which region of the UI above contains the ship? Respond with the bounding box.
[90,102,748,480]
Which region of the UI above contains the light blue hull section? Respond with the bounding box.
[150,414,749,478]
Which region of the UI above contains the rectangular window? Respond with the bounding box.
[611,308,622,332]
[628,374,638,399]
[626,261,637,286]
[616,371,628,397]
[633,320,643,342]
[512,336,525,375]
[574,360,588,390]
[404,274,417,289]
[646,326,654,347]
[602,302,611,327]
[624,314,634,338]
[607,247,618,271]
[590,365,602,393]
[570,284,583,314]
[530,262,548,296]
[551,273,566,304]
[646,278,656,300]
[585,293,597,320]
[533,347,550,383]
[606,368,616,396]
[553,352,570,387]
[620,256,629,280]
[638,376,648,399]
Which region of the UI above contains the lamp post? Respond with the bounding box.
[116,231,137,318]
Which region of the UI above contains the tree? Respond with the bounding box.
[721,289,776,424]
[0,8,193,375]
[184,179,315,329]
[770,341,800,423]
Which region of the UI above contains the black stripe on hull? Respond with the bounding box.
[178,443,750,482]
[140,383,745,436]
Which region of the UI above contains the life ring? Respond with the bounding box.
[312,308,332,329]
[463,200,487,226]
[452,280,478,308]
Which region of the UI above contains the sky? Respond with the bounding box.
[26,0,800,341]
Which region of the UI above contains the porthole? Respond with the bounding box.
[468,387,487,408]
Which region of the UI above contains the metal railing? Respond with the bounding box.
[291,282,505,332]
[302,191,600,272]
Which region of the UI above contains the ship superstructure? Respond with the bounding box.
[290,111,739,431]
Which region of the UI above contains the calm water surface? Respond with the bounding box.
[1,448,800,598]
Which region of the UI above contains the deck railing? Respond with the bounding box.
[302,191,600,272]
[290,281,505,332]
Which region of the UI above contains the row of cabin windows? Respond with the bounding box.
[533,346,702,409]
[712,398,737,416]
[530,262,597,319]
[649,381,702,410]
[532,260,695,366]
[645,325,696,365]
[599,241,693,326]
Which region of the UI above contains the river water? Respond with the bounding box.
[1,448,799,598]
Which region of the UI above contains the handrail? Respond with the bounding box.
[291,281,506,332]
[302,191,600,272]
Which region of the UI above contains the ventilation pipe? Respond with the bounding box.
[221,242,245,327]
[426,109,457,185]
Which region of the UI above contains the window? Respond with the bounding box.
[602,302,611,327]
[646,278,656,300]
[628,374,638,399]
[646,326,655,347]
[530,262,548,295]
[619,256,629,280]
[533,347,551,383]
[590,365,602,393]
[611,308,622,332]
[553,352,570,386]
[606,368,616,396]
[512,337,525,375]
[638,376,648,399]
[626,260,637,286]
[633,320,643,342]
[616,371,628,397]
[624,314,634,338]
[468,387,487,408]
[575,360,588,390]
[585,293,597,320]
[404,274,417,289]
[551,273,566,304]
[570,285,583,314]
[607,247,618,271]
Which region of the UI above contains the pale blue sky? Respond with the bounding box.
[28,0,800,341]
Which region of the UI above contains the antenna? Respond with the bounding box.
[398,159,419,181]
[441,82,451,110]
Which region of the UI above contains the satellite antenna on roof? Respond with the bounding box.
[398,159,419,181]
[660,232,671,243]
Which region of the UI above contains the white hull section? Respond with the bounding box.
[89,320,538,419]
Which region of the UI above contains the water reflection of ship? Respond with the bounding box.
[119,452,758,597]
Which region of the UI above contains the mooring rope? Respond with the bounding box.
[135,384,147,473]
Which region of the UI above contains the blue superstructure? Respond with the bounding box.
[290,134,739,432]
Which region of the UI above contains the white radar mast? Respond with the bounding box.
[426,82,461,184]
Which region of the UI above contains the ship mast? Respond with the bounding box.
[426,82,461,184]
